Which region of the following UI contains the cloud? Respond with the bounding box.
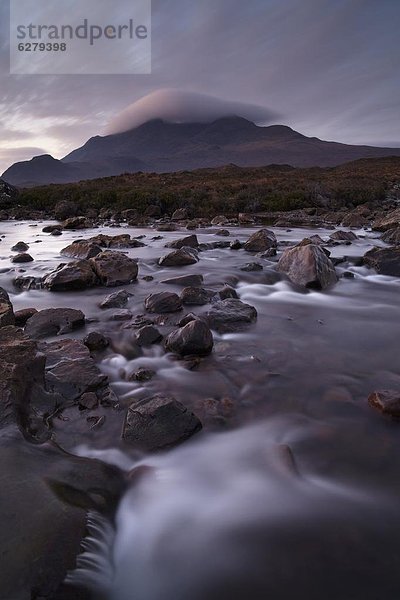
[107,89,278,134]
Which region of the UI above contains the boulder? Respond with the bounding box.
[144,292,182,314]
[230,239,242,250]
[215,229,230,237]
[43,260,98,291]
[50,229,62,236]
[381,228,400,246]
[166,320,214,356]
[83,331,109,352]
[211,216,228,226]
[363,246,400,277]
[159,248,199,267]
[89,251,138,287]
[372,209,400,232]
[0,288,15,328]
[100,290,131,309]
[172,208,189,221]
[14,308,37,327]
[180,287,213,305]
[157,223,177,232]
[329,230,357,242]
[165,235,199,249]
[61,241,102,260]
[11,253,34,264]
[43,225,62,233]
[244,229,277,253]
[218,285,239,300]
[277,240,338,289]
[62,216,90,230]
[88,234,145,249]
[11,241,29,252]
[161,274,204,287]
[240,262,263,272]
[135,325,163,346]
[24,308,85,339]
[368,390,400,419]
[122,394,202,450]
[205,299,258,333]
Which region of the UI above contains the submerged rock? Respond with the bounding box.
[363,246,400,277]
[89,251,138,287]
[240,262,263,272]
[159,248,199,267]
[166,320,214,356]
[368,390,400,418]
[244,229,277,253]
[277,239,338,289]
[25,308,85,339]
[144,292,182,314]
[123,394,202,450]
[205,299,258,333]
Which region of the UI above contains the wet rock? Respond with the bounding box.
[83,331,109,352]
[381,228,400,245]
[42,224,62,233]
[25,308,85,339]
[14,307,37,327]
[50,229,62,236]
[372,209,400,232]
[135,325,163,346]
[43,260,98,291]
[216,229,230,237]
[205,299,258,333]
[199,241,231,251]
[161,273,204,287]
[244,229,277,253]
[165,234,199,249]
[11,241,29,252]
[186,220,199,230]
[11,253,33,263]
[172,208,188,220]
[277,239,338,289]
[62,216,90,230]
[109,310,133,321]
[100,289,131,309]
[342,271,355,279]
[129,368,156,382]
[180,286,213,306]
[90,251,138,287]
[88,233,145,249]
[123,394,202,451]
[258,248,277,259]
[157,222,177,232]
[178,313,197,327]
[230,239,242,250]
[368,390,400,418]
[0,288,15,327]
[363,246,400,277]
[159,248,199,267]
[61,241,102,260]
[79,392,98,410]
[145,292,182,314]
[218,285,239,300]
[13,275,43,290]
[238,213,256,224]
[240,262,263,272]
[329,230,357,242]
[166,320,214,356]
[211,216,228,226]
[309,234,325,245]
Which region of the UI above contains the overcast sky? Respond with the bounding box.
[1,0,399,174]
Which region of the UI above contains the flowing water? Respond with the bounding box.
[2,220,400,598]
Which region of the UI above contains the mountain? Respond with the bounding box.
[3,117,400,187]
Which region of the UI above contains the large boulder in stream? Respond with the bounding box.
[123,394,202,451]
[277,239,338,289]
[89,251,138,286]
[166,320,214,356]
[244,229,277,253]
[43,260,98,291]
[24,308,85,339]
[205,299,258,333]
[363,246,400,277]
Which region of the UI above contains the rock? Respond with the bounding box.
[83,331,109,352]
[13,275,43,290]
[277,240,338,289]
[172,208,188,221]
[308,234,325,245]
[54,200,78,221]
[178,313,197,327]
[215,229,230,237]
[159,248,199,267]
[11,253,34,264]
[368,390,400,418]
[43,224,62,233]
[11,241,29,252]
[161,274,204,287]
[240,262,263,272]
[50,229,62,236]
[61,241,102,260]
[135,325,163,346]
[14,308,38,327]
[244,229,277,252]
[79,392,98,410]
[144,292,182,314]
[238,213,256,224]
[363,246,400,276]
[218,285,239,300]
[129,368,156,382]
[157,223,177,232]
[0,288,15,328]
[199,241,231,251]
[258,248,277,258]
[100,290,131,309]
[372,209,400,232]
[211,216,228,226]
[166,320,214,356]
[109,310,133,321]
[381,228,400,245]
[341,213,369,228]
[230,239,242,250]
[43,260,98,291]
[180,287,213,306]
[329,230,357,242]
[165,234,199,249]
[205,299,257,333]
[24,308,85,339]
[122,394,202,450]
[62,216,90,230]
[186,220,198,230]
[90,251,138,287]
[88,234,145,249]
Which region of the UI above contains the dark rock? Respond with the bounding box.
[25,308,85,339]
[61,241,102,260]
[166,320,214,356]
[14,307,38,327]
[135,325,163,346]
[341,213,369,228]
[277,239,338,289]
[215,229,230,237]
[258,248,277,259]
[244,229,277,253]
[372,209,400,232]
[363,246,400,276]
[218,285,239,300]
[83,331,109,352]
[129,368,156,382]
[205,299,257,333]
[144,292,182,314]
[90,251,138,287]
[165,234,199,249]
[199,241,231,251]
[0,288,15,328]
[122,394,202,450]
[329,230,357,242]
[43,224,62,233]
[79,392,98,410]
[368,390,400,418]
[100,290,131,309]
[54,200,78,221]
[180,287,213,306]
[342,271,355,279]
[11,241,29,252]
[161,273,204,287]
[88,234,145,249]
[157,222,177,232]
[142,275,154,282]
[381,228,400,245]
[50,229,62,236]
[109,310,133,321]
[308,234,325,245]
[43,260,98,291]
[13,275,43,290]
[62,216,90,230]
[177,313,197,327]
[159,248,199,267]
[11,253,33,264]
[230,239,242,250]
[172,208,188,220]
[211,216,228,226]
[240,262,263,272]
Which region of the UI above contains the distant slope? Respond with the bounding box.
[3,117,400,187]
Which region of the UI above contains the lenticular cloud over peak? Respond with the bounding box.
[106,89,278,134]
